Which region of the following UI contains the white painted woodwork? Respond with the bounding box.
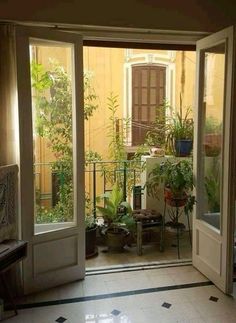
[15,26,85,294]
[193,26,235,294]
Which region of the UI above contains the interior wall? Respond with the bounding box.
[0,0,235,33]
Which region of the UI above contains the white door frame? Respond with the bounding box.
[13,22,235,294]
[15,26,85,294]
[193,26,235,294]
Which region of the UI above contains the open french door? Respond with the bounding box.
[15,26,85,294]
[193,26,236,294]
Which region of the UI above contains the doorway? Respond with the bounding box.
[15,25,235,295]
[83,46,196,270]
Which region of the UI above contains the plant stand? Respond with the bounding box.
[163,198,192,259]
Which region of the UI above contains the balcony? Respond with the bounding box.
[34,158,192,267]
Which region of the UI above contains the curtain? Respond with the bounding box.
[0,24,18,166]
[0,24,22,297]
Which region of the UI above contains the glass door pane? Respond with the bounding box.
[30,40,76,234]
[199,42,225,230]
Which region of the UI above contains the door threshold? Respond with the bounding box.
[86,258,192,275]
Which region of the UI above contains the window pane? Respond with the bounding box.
[141,69,148,86]
[150,88,156,104]
[200,42,225,230]
[141,88,148,104]
[30,41,76,234]
[141,105,148,121]
[150,70,156,87]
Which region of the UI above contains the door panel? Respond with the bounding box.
[193,26,235,293]
[15,26,85,294]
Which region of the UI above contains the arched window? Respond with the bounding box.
[132,65,166,145]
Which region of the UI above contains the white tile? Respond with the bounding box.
[165,265,197,274]
[191,299,234,317]
[57,281,85,299]
[204,313,236,323]
[32,286,60,303]
[180,319,206,323]
[169,271,208,285]
[147,273,176,286]
[5,265,236,323]
[3,310,35,323]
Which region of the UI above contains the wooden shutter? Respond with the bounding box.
[132,65,166,146]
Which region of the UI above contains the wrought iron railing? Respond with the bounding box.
[34,159,145,219]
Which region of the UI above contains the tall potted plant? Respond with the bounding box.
[96,183,135,251]
[167,106,194,157]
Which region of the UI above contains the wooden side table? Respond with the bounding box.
[133,209,164,256]
[0,240,27,315]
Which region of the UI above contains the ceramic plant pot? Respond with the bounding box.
[86,225,98,259]
[175,139,193,157]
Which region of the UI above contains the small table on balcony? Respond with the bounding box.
[132,209,164,256]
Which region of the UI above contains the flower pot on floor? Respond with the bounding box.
[106,226,130,252]
[86,225,98,259]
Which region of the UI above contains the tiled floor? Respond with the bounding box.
[86,231,192,268]
[4,265,236,323]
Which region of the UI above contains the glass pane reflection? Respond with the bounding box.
[30,42,76,234]
[200,42,225,230]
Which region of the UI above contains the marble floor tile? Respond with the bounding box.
[4,265,236,323]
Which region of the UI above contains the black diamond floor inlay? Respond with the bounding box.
[56,317,67,323]
[111,309,121,316]
[162,302,172,309]
[209,296,219,302]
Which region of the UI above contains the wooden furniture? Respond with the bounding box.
[133,209,164,256]
[0,239,27,315]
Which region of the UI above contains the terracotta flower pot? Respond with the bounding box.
[204,134,221,157]
[164,187,187,207]
[106,227,130,252]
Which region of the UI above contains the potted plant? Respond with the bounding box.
[204,175,220,212]
[167,104,194,157]
[96,183,135,251]
[85,214,98,259]
[204,158,220,213]
[146,159,194,229]
[204,116,222,157]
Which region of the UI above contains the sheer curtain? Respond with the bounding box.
[0,24,18,166]
[0,24,18,241]
[0,24,22,296]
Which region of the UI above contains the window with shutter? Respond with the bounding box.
[132,65,166,146]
